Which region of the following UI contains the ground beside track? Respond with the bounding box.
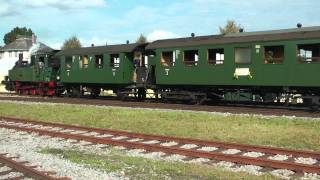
[0,128,277,180]
[1,101,319,152]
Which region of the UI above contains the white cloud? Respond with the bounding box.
[147,30,179,42]
[0,2,15,16]
[47,42,62,49]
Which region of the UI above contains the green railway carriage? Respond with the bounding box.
[56,43,148,97]
[146,26,320,104]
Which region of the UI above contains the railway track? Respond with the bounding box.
[0,116,319,177]
[0,93,319,118]
[0,153,69,180]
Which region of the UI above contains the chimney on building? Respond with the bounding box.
[32,34,37,44]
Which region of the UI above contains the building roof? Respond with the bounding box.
[146,26,320,49]
[56,43,145,56]
[0,37,54,54]
[0,38,33,52]
[30,43,55,55]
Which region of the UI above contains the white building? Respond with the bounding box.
[0,36,34,62]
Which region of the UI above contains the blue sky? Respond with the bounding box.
[1,0,320,49]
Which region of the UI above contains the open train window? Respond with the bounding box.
[161,51,175,67]
[264,45,284,64]
[95,55,104,69]
[82,55,89,68]
[65,56,72,69]
[183,50,199,66]
[235,47,251,64]
[110,54,120,68]
[297,44,320,63]
[208,48,224,65]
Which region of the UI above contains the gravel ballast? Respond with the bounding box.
[0,128,125,180]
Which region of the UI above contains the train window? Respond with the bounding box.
[65,56,72,69]
[264,45,284,64]
[38,57,45,69]
[83,55,89,68]
[110,54,120,68]
[160,51,176,67]
[183,50,199,66]
[297,44,320,63]
[208,49,224,65]
[95,55,104,69]
[161,51,175,67]
[235,47,251,64]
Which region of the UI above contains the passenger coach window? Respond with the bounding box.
[95,55,104,69]
[65,56,72,69]
[161,51,175,67]
[298,44,320,63]
[183,50,199,66]
[264,45,284,64]
[208,49,224,65]
[83,55,89,68]
[110,54,120,68]
[235,47,251,64]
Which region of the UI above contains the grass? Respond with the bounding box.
[40,147,278,180]
[0,102,319,152]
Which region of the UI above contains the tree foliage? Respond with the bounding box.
[61,36,82,50]
[136,34,147,44]
[219,20,243,35]
[3,27,34,45]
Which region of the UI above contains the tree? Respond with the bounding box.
[3,27,34,45]
[136,34,147,44]
[61,36,82,50]
[219,20,243,35]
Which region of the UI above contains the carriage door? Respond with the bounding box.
[134,51,148,85]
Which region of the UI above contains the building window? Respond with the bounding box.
[183,50,199,66]
[264,45,284,64]
[110,54,120,68]
[161,51,175,67]
[235,47,251,64]
[95,55,104,69]
[65,56,73,69]
[298,44,320,63]
[208,49,224,65]
[14,51,18,57]
[9,52,12,58]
